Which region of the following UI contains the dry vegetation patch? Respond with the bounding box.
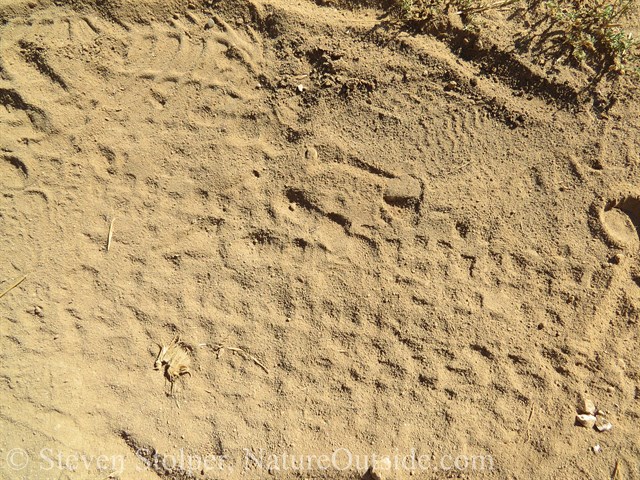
[392,0,640,78]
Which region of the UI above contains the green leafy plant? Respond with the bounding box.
[543,0,639,74]
[393,0,640,77]
[397,0,520,20]
[396,0,441,21]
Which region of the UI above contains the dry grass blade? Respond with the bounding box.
[213,344,270,374]
[0,274,27,300]
[611,459,621,480]
[458,0,520,14]
[524,402,535,442]
[106,217,116,252]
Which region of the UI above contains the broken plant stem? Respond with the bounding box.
[107,217,116,252]
[456,0,520,15]
[212,344,270,374]
[0,274,27,300]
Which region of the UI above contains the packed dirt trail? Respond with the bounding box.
[1,0,640,478]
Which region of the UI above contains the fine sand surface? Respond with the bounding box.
[1,0,640,479]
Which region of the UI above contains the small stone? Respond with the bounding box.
[362,465,384,480]
[592,444,602,454]
[384,175,422,208]
[610,253,623,264]
[575,414,597,429]
[595,417,613,432]
[296,84,306,93]
[362,457,391,480]
[444,80,457,91]
[205,18,215,30]
[305,146,318,161]
[577,397,596,415]
[606,386,615,393]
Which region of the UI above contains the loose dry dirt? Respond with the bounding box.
[1,0,640,479]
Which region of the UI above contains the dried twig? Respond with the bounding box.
[106,217,116,252]
[525,402,535,442]
[0,274,27,300]
[212,344,269,374]
[155,335,191,397]
[457,0,520,15]
[612,459,621,480]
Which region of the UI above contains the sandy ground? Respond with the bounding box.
[1,0,640,479]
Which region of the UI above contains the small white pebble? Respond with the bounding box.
[576,414,597,428]
[577,397,596,415]
[595,417,613,432]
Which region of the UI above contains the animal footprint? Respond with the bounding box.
[0,155,28,190]
[596,192,640,249]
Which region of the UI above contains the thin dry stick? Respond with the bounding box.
[458,0,520,14]
[0,274,27,300]
[213,344,270,374]
[611,459,621,480]
[107,217,116,252]
[524,403,535,442]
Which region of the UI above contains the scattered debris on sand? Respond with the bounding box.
[155,335,191,395]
